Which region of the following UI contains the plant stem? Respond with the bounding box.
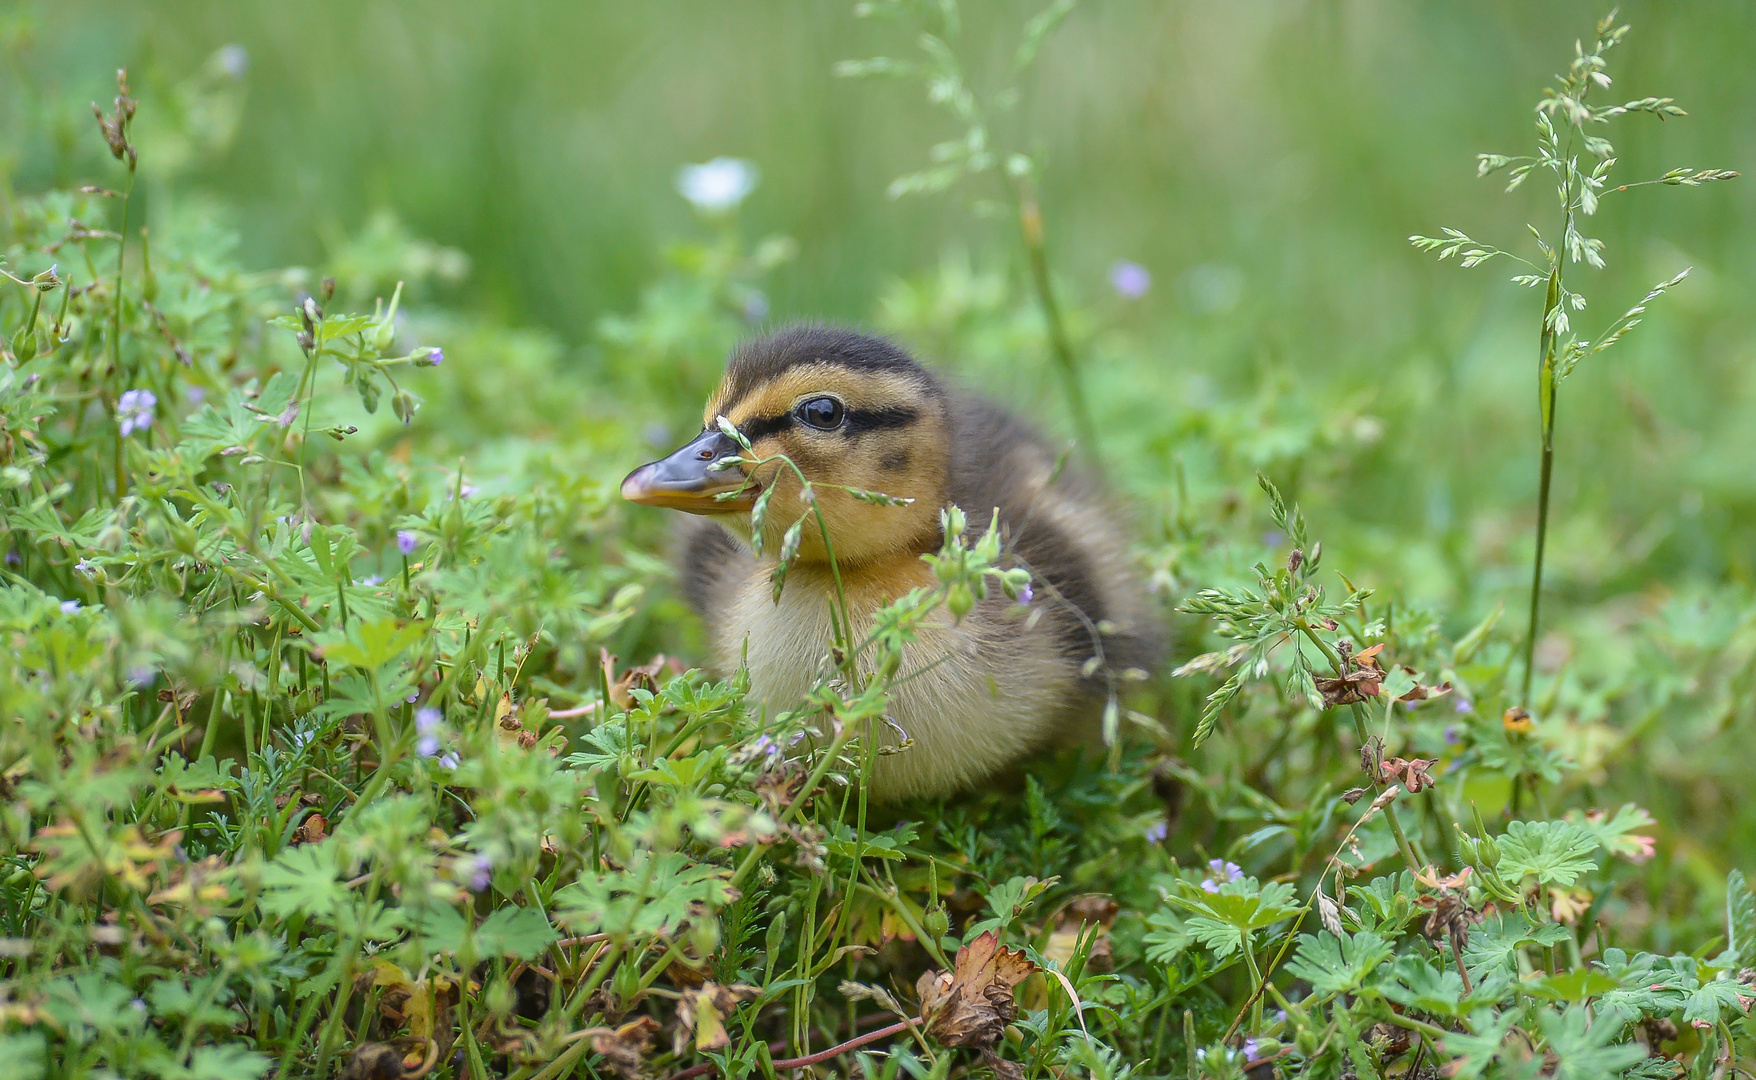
[1520,432,1554,705]
[111,167,135,503]
[1297,624,1423,875]
[1239,930,1265,1032]
[1015,183,1100,467]
[1521,263,1564,706]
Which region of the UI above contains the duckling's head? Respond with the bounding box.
[622,325,950,565]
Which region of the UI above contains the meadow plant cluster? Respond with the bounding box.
[1,7,1753,1080]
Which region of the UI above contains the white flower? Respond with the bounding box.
[215,44,249,79]
[676,158,759,213]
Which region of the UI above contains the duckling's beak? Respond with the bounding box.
[620,429,756,514]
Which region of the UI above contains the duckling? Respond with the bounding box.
[621,324,1160,800]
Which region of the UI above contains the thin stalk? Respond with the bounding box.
[1015,185,1101,467]
[1297,624,1422,875]
[1521,263,1564,705]
[111,167,135,503]
[1238,930,1265,1032]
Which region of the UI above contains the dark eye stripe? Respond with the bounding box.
[739,413,793,443]
[843,405,918,435]
[735,404,919,442]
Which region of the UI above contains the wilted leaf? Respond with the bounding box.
[591,1016,661,1080]
[673,981,757,1055]
[916,930,1038,1052]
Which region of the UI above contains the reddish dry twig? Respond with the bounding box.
[663,1018,917,1079]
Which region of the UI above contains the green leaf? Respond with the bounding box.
[565,722,631,775]
[1143,912,1191,965]
[1284,930,1393,996]
[318,617,427,672]
[260,842,347,920]
[1382,956,1467,1017]
[1184,917,1247,959]
[1435,1011,1518,1080]
[1726,869,1756,964]
[0,1033,47,1080]
[1169,879,1299,933]
[1382,955,1511,1019]
[1563,804,1656,861]
[1594,949,1696,1024]
[1527,969,1621,1003]
[1681,978,1747,1027]
[964,875,1056,937]
[1497,820,1598,886]
[319,313,376,339]
[408,903,468,955]
[475,906,561,961]
[157,753,239,794]
[1463,912,1571,982]
[1537,1005,1644,1080]
[173,1044,272,1080]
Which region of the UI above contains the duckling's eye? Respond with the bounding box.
[796,396,845,431]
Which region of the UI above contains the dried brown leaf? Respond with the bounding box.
[672,981,757,1056]
[916,930,1038,1051]
[591,1016,661,1080]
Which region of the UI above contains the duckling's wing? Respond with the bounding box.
[944,394,1163,679]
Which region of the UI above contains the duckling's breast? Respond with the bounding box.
[715,557,1083,800]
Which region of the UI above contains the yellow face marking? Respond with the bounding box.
[704,364,929,431]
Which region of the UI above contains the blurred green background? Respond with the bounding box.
[5,0,1752,626]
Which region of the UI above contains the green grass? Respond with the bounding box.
[1,3,1754,1078]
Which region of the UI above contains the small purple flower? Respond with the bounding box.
[416,707,442,734]
[355,574,384,587]
[1109,260,1151,299]
[1016,582,1034,606]
[185,386,206,405]
[116,389,157,437]
[439,752,459,769]
[396,530,419,556]
[469,854,493,892]
[1262,530,1285,549]
[1455,697,1473,713]
[127,665,156,687]
[60,599,80,614]
[458,483,478,498]
[4,548,18,566]
[1145,820,1168,844]
[749,734,782,762]
[415,346,444,367]
[743,291,769,323]
[1443,725,1462,746]
[1200,858,1243,893]
[1242,1038,1264,1061]
[417,734,440,757]
[406,692,421,703]
[74,559,96,576]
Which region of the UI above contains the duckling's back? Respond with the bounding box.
[942,392,1162,702]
